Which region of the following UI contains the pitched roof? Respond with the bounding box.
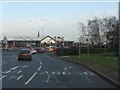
[4,36,42,41]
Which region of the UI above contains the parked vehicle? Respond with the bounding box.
[46,46,54,52]
[46,46,58,52]
[18,49,32,61]
[35,48,46,53]
[30,48,37,54]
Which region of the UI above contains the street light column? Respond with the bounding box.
[79,42,80,59]
[86,39,89,60]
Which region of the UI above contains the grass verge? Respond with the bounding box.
[63,53,119,71]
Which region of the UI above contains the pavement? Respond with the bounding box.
[59,56,120,88]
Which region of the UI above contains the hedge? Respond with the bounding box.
[56,47,115,56]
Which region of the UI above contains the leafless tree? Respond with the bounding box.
[87,17,101,45]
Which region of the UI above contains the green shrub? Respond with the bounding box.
[56,47,116,56]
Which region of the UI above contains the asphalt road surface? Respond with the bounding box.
[1,49,117,88]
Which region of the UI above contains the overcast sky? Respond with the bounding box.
[1,0,118,41]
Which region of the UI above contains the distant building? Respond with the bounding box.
[1,35,74,49]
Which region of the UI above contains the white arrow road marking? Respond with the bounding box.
[11,66,19,70]
[0,75,7,79]
[17,70,22,74]
[58,72,61,75]
[51,71,61,75]
[64,67,67,70]
[2,62,8,65]
[16,75,23,80]
[84,72,94,75]
[39,71,49,75]
[62,72,65,75]
[46,75,50,83]
[25,72,37,85]
[2,70,11,74]
[54,76,59,83]
[38,66,42,71]
[22,65,28,68]
[68,66,72,68]
[10,75,15,79]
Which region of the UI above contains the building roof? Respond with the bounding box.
[3,36,42,41]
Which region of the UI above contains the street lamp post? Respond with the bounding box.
[86,39,89,60]
[118,1,120,83]
[58,36,63,56]
[78,37,81,59]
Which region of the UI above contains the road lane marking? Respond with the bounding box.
[25,72,37,85]
[38,56,42,65]
[2,62,8,65]
[10,75,15,79]
[38,66,42,71]
[17,75,23,80]
[83,72,94,75]
[0,75,7,79]
[54,76,59,83]
[84,75,92,83]
[11,66,19,70]
[51,71,61,75]
[17,70,22,74]
[46,75,50,83]
[2,70,11,74]
[22,65,28,68]
[62,72,65,75]
[64,67,67,70]
[39,59,42,65]
[58,72,61,75]
[68,66,72,68]
[39,71,49,75]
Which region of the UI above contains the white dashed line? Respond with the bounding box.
[0,75,7,79]
[39,60,42,65]
[38,66,42,71]
[17,75,23,80]
[2,62,8,65]
[22,65,28,68]
[25,72,37,85]
[2,70,11,74]
[11,66,19,70]
[17,70,22,74]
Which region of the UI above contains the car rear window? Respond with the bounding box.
[20,50,30,54]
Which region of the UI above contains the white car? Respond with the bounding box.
[30,49,37,54]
